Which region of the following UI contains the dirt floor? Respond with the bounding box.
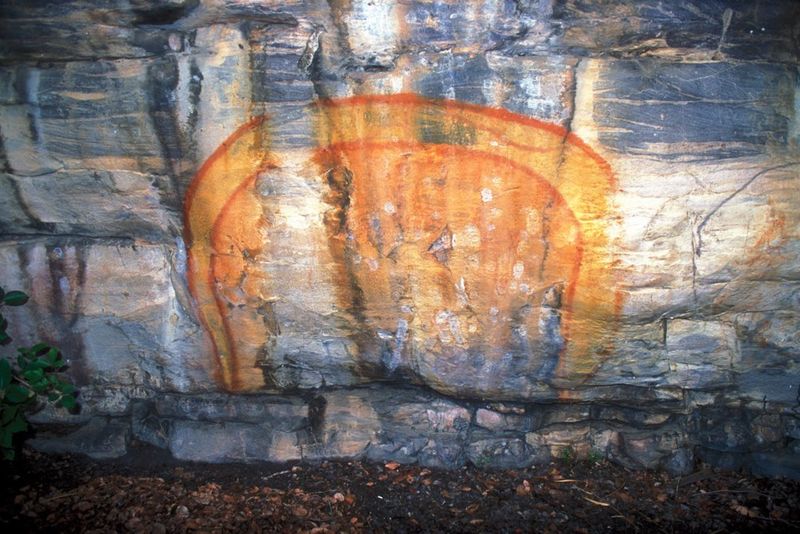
[2,440,799,533]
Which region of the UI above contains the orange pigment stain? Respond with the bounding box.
[185,94,619,392]
[184,116,275,390]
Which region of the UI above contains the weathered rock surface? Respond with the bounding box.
[30,416,131,460]
[0,0,799,476]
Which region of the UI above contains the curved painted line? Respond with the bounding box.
[316,93,615,182]
[184,116,274,390]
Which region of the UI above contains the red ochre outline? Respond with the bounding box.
[184,115,270,229]
[184,115,274,389]
[316,94,615,184]
[184,93,616,391]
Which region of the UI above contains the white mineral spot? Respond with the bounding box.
[481,188,493,202]
[59,276,70,294]
[448,315,464,344]
[519,283,530,294]
[383,201,396,214]
[367,258,379,271]
[513,261,524,279]
[284,210,310,230]
[168,33,182,52]
[462,224,481,247]
[346,0,399,57]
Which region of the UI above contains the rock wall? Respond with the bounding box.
[1,0,799,476]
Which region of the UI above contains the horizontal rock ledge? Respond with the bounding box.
[27,384,800,480]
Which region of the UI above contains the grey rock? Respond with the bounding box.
[750,414,784,447]
[153,393,307,428]
[594,61,795,160]
[169,420,301,463]
[366,436,429,465]
[662,447,695,476]
[418,437,466,469]
[29,417,130,459]
[8,169,175,239]
[697,448,746,472]
[616,428,689,469]
[751,452,800,480]
[786,417,800,440]
[551,0,800,63]
[696,412,752,453]
[475,408,538,432]
[467,437,542,469]
[664,320,740,389]
[0,239,212,395]
[131,402,172,449]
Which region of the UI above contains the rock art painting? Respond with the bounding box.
[185,94,619,395]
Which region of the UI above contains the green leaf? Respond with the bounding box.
[3,291,28,307]
[1,429,12,449]
[57,382,77,395]
[58,395,77,410]
[22,368,44,383]
[1,405,19,425]
[5,384,31,404]
[46,347,59,364]
[0,331,10,346]
[0,359,10,390]
[31,380,49,394]
[4,417,27,434]
[31,359,50,371]
[31,343,50,356]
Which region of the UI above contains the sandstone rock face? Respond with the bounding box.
[1,0,799,476]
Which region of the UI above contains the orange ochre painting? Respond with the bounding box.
[184,94,619,394]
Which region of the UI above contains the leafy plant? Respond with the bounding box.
[0,286,77,460]
[558,445,575,464]
[587,449,604,466]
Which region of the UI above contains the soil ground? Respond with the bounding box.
[2,440,799,533]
